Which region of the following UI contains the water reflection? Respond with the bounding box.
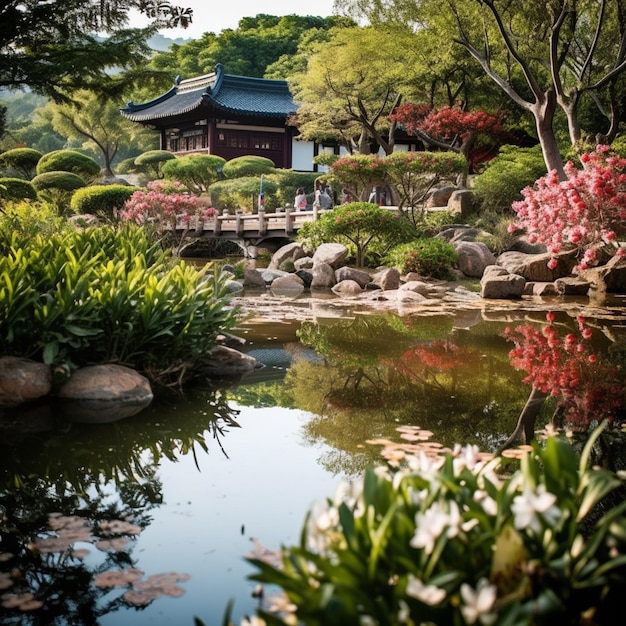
[1,305,626,624]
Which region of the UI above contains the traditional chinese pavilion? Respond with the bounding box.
[120,63,307,169]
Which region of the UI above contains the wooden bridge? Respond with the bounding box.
[175,206,324,257]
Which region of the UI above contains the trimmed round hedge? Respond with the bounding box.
[36,150,101,181]
[70,184,136,218]
[0,177,38,201]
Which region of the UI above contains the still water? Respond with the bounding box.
[1,292,626,625]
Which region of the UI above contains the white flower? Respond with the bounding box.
[406,574,446,605]
[410,500,461,555]
[473,489,498,516]
[511,484,560,534]
[460,578,498,625]
[397,599,410,623]
[241,616,266,626]
[306,500,339,553]
[407,450,444,476]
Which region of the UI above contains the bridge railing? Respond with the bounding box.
[176,206,322,237]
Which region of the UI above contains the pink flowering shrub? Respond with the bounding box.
[509,146,626,270]
[505,312,623,429]
[121,181,216,254]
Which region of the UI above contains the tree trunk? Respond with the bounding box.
[497,386,548,454]
[532,91,565,179]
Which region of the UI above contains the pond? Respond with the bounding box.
[1,290,626,625]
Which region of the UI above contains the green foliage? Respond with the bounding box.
[384,151,467,213]
[208,176,278,213]
[476,213,519,255]
[134,150,177,179]
[31,171,86,215]
[0,218,237,383]
[221,155,276,179]
[0,147,43,179]
[70,184,136,219]
[385,238,459,279]
[268,169,319,208]
[161,154,226,194]
[0,177,38,201]
[247,425,626,625]
[36,149,101,182]
[329,154,387,201]
[298,202,416,267]
[473,145,547,213]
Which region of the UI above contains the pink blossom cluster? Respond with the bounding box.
[121,180,215,229]
[509,146,626,270]
[505,313,623,428]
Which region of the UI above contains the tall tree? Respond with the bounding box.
[289,26,414,154]
[48,90,155,176]
[0,1,192,101]
[337,0,626,177]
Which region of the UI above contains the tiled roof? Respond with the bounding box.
[120,64,296,122]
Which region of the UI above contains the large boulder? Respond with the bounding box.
[310,262,337,289]
[496,250,577,282]
[426,185,458,207]
[268,242,306,270]
[447,189,474,217]
[0,357,52,408]
[372,267,401,291]
[480,265,526,299]
[243,268,266,289]
[57,364,153,423]
[312,243,348,269]
[203,345,261,378]
[578,254,626,293]
[332,280,364,298]
[455,241,497,278]
[270,274,305,296]
[335,266,372,288]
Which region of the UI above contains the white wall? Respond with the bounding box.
[291,140,316,171]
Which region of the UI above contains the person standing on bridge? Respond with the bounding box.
[295,188,307,211]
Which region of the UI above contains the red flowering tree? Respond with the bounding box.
[329,154,387,203]
[121,180,216,255]
[501,312,624,448]
[509,146,626,271]
[389,103,507,172]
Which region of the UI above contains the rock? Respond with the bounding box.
[223,279,244,294]
[295,269,314,288]
[310,262,337,289]
[335,266,372,288]
[294,256,314,270]
[57,364,153,423]
[578,253,626,293]
[268,242,305,270]
[332,280,364,298]
[455,241,497,278]
[270,274,305,296]
[243,269,266,289]
[447,189,474,217]
[312,243,348,269]
[426,185,458,208]
[372,267,401,291]
[497,250,577,281]
[481,268,526,299]
[261,269,289,285]
[525,282,560,296]
[203,345,261,378]
[554,276,591,295]
[400,280,431,296]
[0,357,52,408]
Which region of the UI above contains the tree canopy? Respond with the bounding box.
[338,0,626,175]
[0,1,192,101]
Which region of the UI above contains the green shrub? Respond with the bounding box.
[161,154,226,194]
[0,177,37,201]
[298,202,416,267]
[0,221,237,382]
[245,425,626,626]
[31,171,86,215]
[476,212,519,254]
[385,238,459,279]
[134,150,176,179]
[222,155,276,179]
[36,149,101,182]
[268,169,319,208]
[472,145,547,213]
[208,176,278,213]
[0,147,43,179]
[70,184,136,218]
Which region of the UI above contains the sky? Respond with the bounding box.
[158,0,339,39]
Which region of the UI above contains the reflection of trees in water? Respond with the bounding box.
[0,389,239,623]
[287,315,533,475]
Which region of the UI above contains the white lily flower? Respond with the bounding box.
[511,484,559,534]
[306,500,339,553]
[410,501,461,555]
[460,578,498,625]
[406,574,446,605]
